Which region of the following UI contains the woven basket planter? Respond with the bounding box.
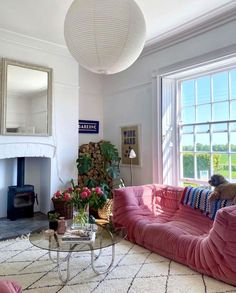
[52,199,73,219]
[98,199,113,220]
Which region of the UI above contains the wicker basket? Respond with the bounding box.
[98,199,113,220]
[52,199,73,219]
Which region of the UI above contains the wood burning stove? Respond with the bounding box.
[7,157,38,220]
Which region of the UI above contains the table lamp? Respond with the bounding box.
[129,148,136,186]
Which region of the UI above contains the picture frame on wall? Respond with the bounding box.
[121,124,141,166]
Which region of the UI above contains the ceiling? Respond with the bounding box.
[0,0,234,47]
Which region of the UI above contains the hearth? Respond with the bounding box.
[7,157,38,221]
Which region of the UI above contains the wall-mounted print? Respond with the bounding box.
[79,120,99,134]
[121,125,140,166]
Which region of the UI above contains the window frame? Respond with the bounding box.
[177,65,236,185]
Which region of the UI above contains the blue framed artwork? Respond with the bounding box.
[79,120,99,134]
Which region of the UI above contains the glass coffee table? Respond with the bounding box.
[29,223,126,283]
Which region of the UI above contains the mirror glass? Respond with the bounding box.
[1,59,52,136]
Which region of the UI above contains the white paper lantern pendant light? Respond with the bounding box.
[64,0,146,75]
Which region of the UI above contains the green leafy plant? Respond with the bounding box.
[77,153,92,174]
[48,212,60,221]
[77,140,123,198]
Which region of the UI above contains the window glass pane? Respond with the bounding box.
[212,102,229,121]
[181,134,194,151]
[230,101,236,120]
[196,134,210,151]
[196,124,209,133]
[212,123,227,132]
[213,154,228,178]
[179,69,234,185]
[196,104,211,122]
[196,76,211,104]
[212,133,228,152]
[212,71,228,102]
[230,69,236,100]
[181,80,195,106]
[183,153,194,178]
[230,123,236,131]
[181,107,195,124]
[197,154,210,179]
[230,132,236,152]
[182,126,193,133]
[231,154,236,180]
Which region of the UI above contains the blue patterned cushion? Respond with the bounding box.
[181,186,233,220]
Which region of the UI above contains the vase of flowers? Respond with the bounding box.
[72,203,89,228]
[70,186,106,228]
[52,180,107,227]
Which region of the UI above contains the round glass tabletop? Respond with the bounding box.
[29,224,125,253]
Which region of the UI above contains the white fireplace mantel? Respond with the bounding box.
[0,142,56,159]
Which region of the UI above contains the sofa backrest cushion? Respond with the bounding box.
[181,186,233,220]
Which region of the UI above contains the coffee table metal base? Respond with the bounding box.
[48,243,115,283]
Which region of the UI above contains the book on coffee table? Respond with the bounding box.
[61,229,96,243]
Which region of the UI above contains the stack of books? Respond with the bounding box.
[61,228,96,243]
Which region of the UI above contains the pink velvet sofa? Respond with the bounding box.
[0,280,22,293]
[113,184,236,286]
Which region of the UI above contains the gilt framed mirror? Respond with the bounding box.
[1,58,52,136]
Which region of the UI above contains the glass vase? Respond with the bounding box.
[71,204,89,229]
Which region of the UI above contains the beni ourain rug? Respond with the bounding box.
[0,236,236,293]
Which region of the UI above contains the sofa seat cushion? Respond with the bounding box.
[133,204,213,261]
[115,206,177,243]
[169,205,213,235]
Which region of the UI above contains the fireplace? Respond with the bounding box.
[7,157,37,220]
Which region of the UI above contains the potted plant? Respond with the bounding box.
[48,211,60,231]
[51,189,73,219]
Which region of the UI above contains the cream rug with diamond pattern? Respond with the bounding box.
[0,237,235,293]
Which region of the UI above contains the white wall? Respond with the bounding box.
[103,19,236,186]
[78,66,104,146]
[0,29,79,217]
